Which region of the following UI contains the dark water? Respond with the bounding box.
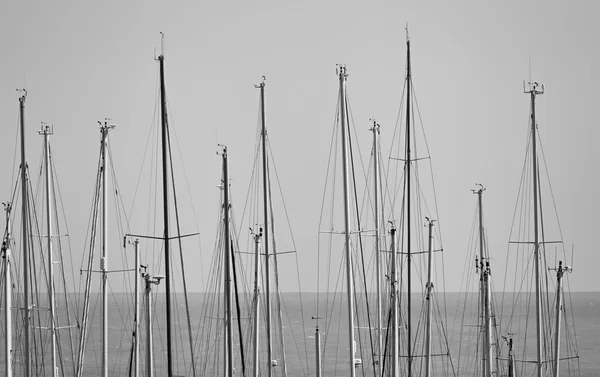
[2,292,598,376]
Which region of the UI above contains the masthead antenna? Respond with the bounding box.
[528,57,532,86]
[524,59,544,94]
[155,32,165,60]
[405,23,410,42]
[160,32,165,56]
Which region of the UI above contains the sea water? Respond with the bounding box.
[1,292,598,376]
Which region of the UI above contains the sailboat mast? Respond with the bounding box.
[315,325,322,377]
[134,240,140,377]
[405,39,413,377]
[19,93,31,377]
[371,121,382,376]
[481,194,493,377]
[143,270,158,377]
[252,230,262,377]
[424,219,434,377]
[484,260,492,377]
[41,124,58,377]
[3,203,13,377]
[391,226,398,377]
[258,78,274,376]
[222,148,234,377]
[157,52,175,377]
[477,190,486,377]
[552,261,568,377]
[527,82,543,377]
[338,65,356,377]
[475,186,492,377]
[100,122,111,377]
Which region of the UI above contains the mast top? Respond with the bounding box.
[425,216,436,227]
[38,122,54,136]
[388,220,396,233]
[369,119,380,134]
[217,143,228,156]
[98,118,117,132]
[524,80,544,95]
[549,260,572,274]
[254,75,266,89]
[155,32,165,61]
[471,183,485,195]
[17,89,27,102]
[251,226,263,236]
[336,64,348,79]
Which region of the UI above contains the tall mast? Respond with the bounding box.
[157,47,174,377]
[477,188,485,377]
[222,147,234,377]
[257,77,274,376]
[526,81,544,377]
[484,259,492,377]
[252,229,262,377]
[146,275,154,377]
[3,202,13,377]
[338,65,356,377]
[474,185,492,377]
[391,226,398,377]
[142,267,163,377]
[552,261,569,377]
[134,240,140,377]
[100,121,113,377]
[405,38,413,377]
[314,322,322,377]
[371,121,382,376]
[19,92,31,377]
[424,219,435,377]
[40,123,57,377]
[482,198,492,377]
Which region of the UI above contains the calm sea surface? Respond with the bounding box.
[2,292,598,376]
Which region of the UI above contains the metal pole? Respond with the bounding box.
[391,226,398,377]
[484,262,492,377]
[100,124,109,377]
[424,220,434,377]
[222,148,234,377]
[480,273,486,377]
[19,93,31,377]
[508,338,515,377]
[405,39,413,377]
[41,124,58,377]
[157,53,174,377]
[553,261,567,377]
[134,240,140,377]
[315,325,322,377]
[475,186,491,377]
[338,66,356,377]
[253,229,262,377]
[3,203,13,377]
[528,84,543,377]
[145,276,154,377]
[371,122,382,376]
[256,79,274,376]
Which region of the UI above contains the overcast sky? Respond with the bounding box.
[1,0,598,293]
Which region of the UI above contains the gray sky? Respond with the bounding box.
[1,0,598,293]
